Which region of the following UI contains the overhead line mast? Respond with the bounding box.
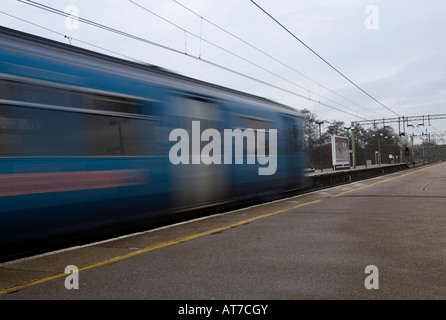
[354,114,446,127]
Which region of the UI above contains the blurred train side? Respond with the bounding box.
[0,27,307,260]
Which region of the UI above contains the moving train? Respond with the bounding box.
[0,26,307,261]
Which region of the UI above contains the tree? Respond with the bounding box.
[322,120,345,143]
[361,125,399,165]
[302,108,319,153]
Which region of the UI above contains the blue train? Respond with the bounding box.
[0,26,307,261]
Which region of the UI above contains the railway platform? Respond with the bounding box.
[1,161,445,302]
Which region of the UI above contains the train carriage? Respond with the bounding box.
[0,26,306,261]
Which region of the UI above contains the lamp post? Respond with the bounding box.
[421,132,427,164]
[342,126,355,167]
[312,121,327,172]
[359,130,369,167]
[372,133,383,166]
[410,133,415,164]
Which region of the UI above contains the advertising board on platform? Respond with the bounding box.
[331,135,350,169]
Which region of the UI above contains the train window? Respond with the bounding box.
[0,79,80,108]
[0,79,154,117]
[236,116,271,156]
[0,105,83,156]
[0,79,18,100]
[83,113,152,156]
[294,124,304,152]
[282,124,303,155]
[289,125,300,153]
[23,82,78,107]
[86,94,144,115]
[0,78,162,156]
[0,105,155,156]
[172,95,222,121]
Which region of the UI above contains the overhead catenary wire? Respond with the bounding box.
[17,0,368,120]
[172,0,385,119]
[16,0,184,56]
[129,0,369,119]
[130,1,357,112]
[0,10,146,64]
[250,0,401,118]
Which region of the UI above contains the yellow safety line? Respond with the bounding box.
[0,199,321,296]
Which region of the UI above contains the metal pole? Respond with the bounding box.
[422,136,425,164]
[378,135,381,166]
[351,121,356,168]
[399,117,403,164]
[364,132,367,167]
[319,123,323,172]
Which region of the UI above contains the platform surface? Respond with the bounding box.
[1,162,445,300]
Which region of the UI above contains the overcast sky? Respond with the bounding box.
[1,0,445,142]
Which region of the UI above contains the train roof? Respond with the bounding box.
[0,26,302,116]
